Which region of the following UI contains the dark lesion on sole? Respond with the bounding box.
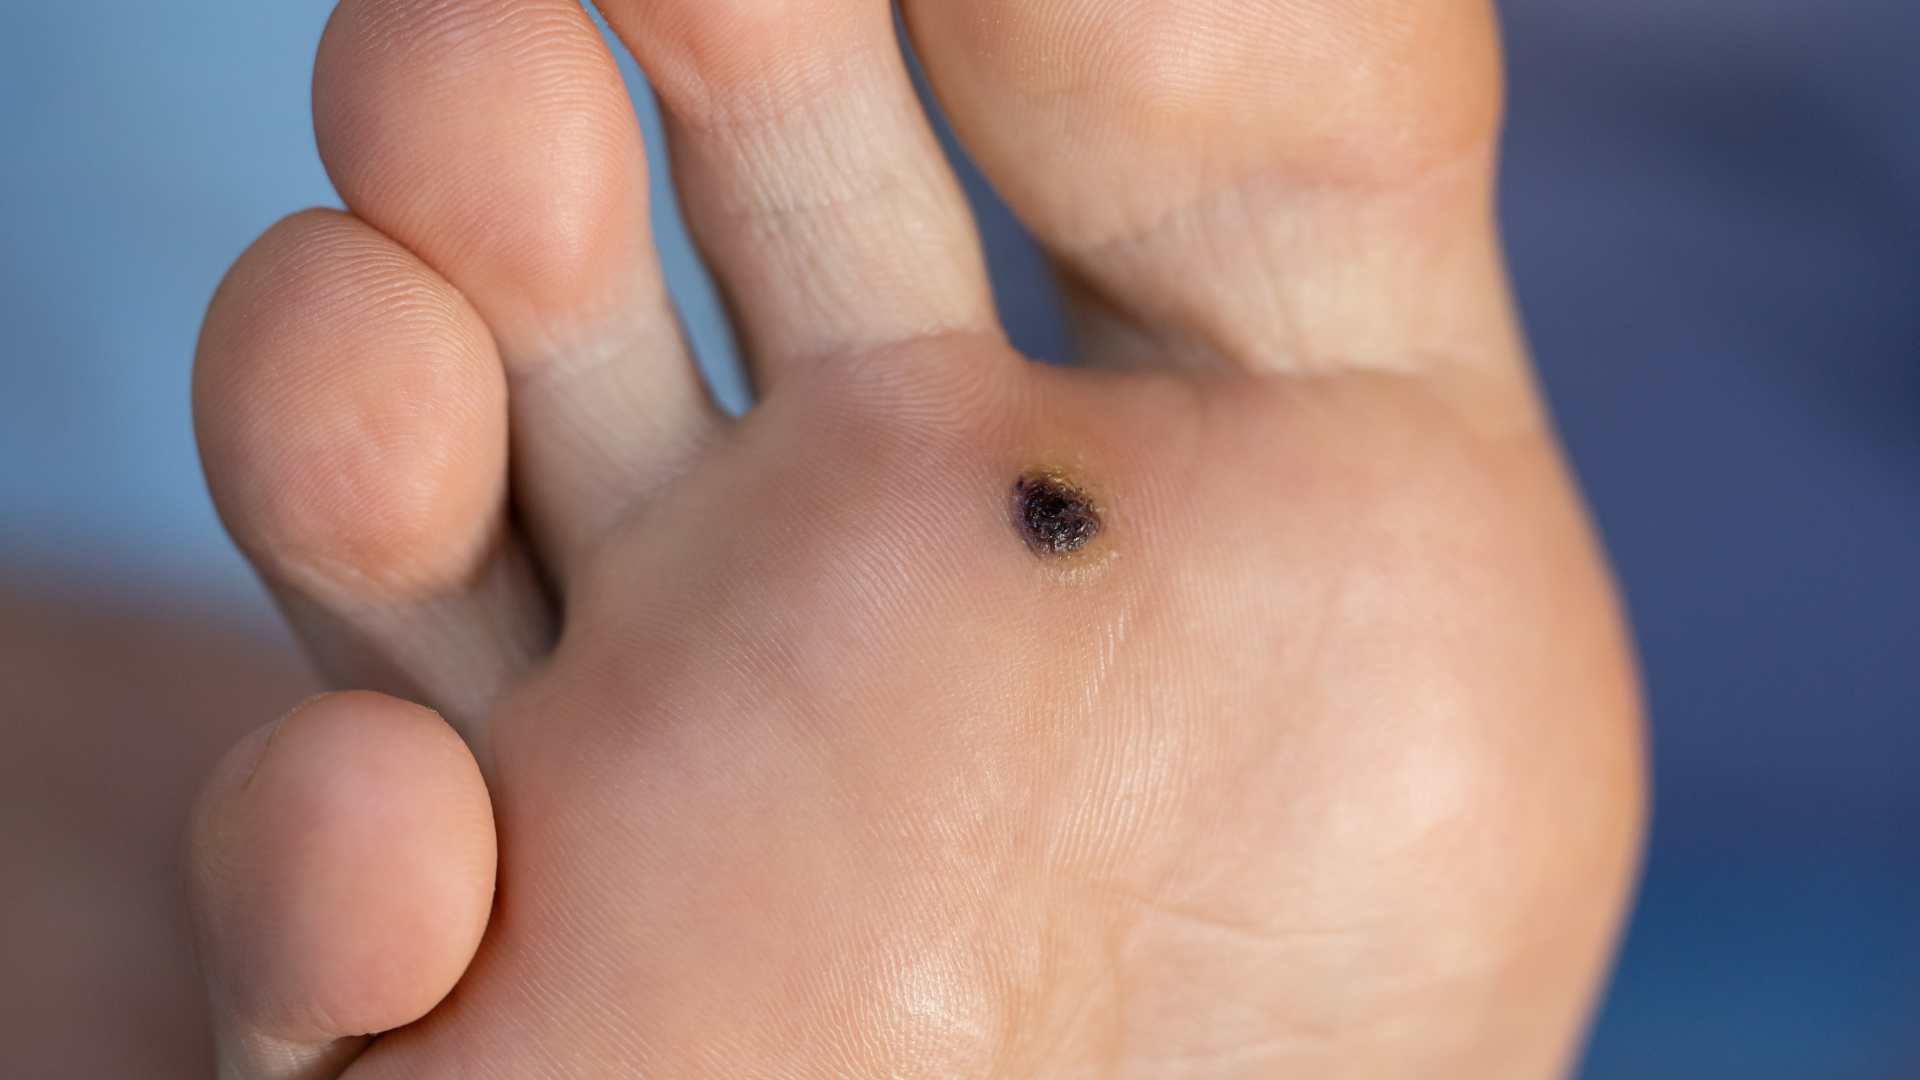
[1012,471,1102,557]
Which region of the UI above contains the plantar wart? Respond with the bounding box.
[1012,472,1101,557]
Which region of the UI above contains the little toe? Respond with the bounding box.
[187,692,496,1080]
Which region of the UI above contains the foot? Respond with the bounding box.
[190,0,1644,1076]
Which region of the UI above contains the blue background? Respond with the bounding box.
[1,2,1915,1075]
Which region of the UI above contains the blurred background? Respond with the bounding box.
[2,2,1914,1076]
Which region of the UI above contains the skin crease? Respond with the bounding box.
[186,0,1648,1076]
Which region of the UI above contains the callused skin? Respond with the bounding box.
[338,341,1645,1078]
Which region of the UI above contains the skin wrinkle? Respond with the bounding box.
[654,35,902,137]
[1064,149,1507,373]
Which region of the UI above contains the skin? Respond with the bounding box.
[187,0,1647,1077]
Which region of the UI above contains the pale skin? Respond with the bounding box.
[185,0,1647,1077]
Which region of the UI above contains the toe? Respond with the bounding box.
[596,0,1003,391]
[186,692,496,1080]
[906,0,1522,378]
[315,0,720,578]
[195,210,550,730]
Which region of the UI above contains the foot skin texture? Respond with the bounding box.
[188,1,1646,1077]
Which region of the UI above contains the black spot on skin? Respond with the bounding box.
[1012,472,1101,557]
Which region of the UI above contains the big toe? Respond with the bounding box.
[906,0,1520,378]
